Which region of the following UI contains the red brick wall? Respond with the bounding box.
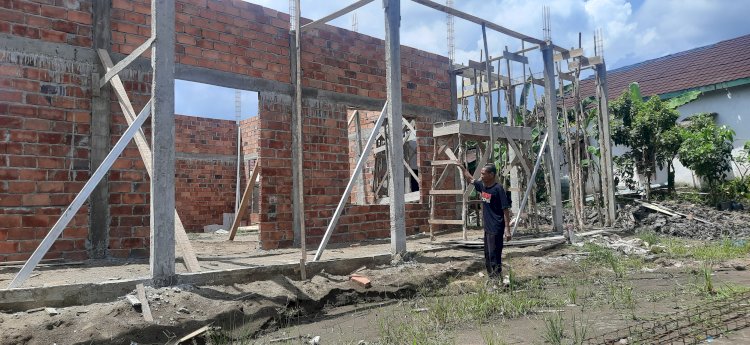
[0,0,93,47]
[256,95,453,249]
[1,0,456,259]
[111,0,451,110]
[0,54,94,261]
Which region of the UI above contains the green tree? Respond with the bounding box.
[610,84,679,199]
[678,114,735,203]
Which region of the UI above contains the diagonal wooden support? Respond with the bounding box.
[228,159,261,241]
[314,102,388,261]
[8,100,153,289]
[301,0,374,32]
[98,50,200,272]
[99,36,155,89]
[463,141,490,198]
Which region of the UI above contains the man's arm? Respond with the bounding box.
[459,165,475,184]
[503,208,512,241]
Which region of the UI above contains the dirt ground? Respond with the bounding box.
[1,200,749,344]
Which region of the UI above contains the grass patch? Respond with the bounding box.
[542,313,564,345]
[664,238,750,264]
[376,277,568,344]
[636,230,661,246]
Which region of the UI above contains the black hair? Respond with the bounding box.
[482,163,497,175]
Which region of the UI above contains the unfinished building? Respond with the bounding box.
[0,0,616,310]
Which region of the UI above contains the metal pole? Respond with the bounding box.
[314,102,389,261]
[511,133,548,236]
[8,101,153,289]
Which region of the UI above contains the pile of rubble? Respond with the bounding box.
[616,200,750,240]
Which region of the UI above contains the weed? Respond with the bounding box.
[701,265,715,295]
[567,284,578,305]
[377,310,447,345]
[542,313,564,345]
[480,328,508,345]
[571,314,589,345]
[664,238,750,264]
[582,243,625,278]
[637,230,661,246]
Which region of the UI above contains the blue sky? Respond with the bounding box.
[175,0,750,120]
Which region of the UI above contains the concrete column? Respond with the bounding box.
[383,0,406,255]
[541,44,564,232]
[89,0,111,258]
[150,0,176,283]
[595,62,616,226]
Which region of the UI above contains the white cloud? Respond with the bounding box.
[166,0,750,120]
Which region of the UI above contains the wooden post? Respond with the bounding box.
[354,110,366,204]
[89,0,111,259]
[293,0,306,279]
[596,62,616,226]
[150,0,176,284]
[541,43,564,232]
[481,24,495,162]
[383,0,406,255]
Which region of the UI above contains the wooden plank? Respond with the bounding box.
[301,0,374,32]
[433,121,532,141]
[99,36,154,88]
[167,325,211,345]
[125,294,141,307]
[464,141,489,198]
[228,159,261,240]
[377,191,420,204]
[401,117,416,135]
[98,50,200,273]
[403,159,419,181]
[431,160,461,166]
[136,283,153,322]
[315,103,389,261]
[503,50,529,64]
[410,0,545,45]
[429,189,463,195]
[558,71,575,82]
[6,101,152,289]
[428,219,464,225]
[553,48,584,62]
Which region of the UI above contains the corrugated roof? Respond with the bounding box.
[578,34,750,99]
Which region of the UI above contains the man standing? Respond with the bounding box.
[461,164,512,278]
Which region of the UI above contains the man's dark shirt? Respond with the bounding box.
[473,180,511,234]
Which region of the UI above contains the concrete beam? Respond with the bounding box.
[150,0,176,284]
[89,0,111,259]
[0,254,392,311]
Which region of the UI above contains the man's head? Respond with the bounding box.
[480,163,497,185]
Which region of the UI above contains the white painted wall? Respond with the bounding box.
[673,83,750,185]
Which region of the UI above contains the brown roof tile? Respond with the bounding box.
[579,34,750,99]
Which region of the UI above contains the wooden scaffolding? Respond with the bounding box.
[428,121,532,239]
